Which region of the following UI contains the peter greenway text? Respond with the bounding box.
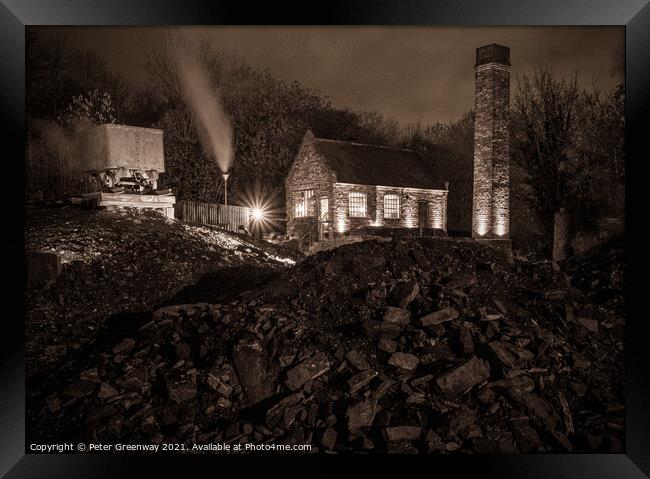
[29,443,313,453]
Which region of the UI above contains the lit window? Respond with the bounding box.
[295,189,314,218]
[349,192,367,218]
[319,197,329,222]
[384,194,400,219]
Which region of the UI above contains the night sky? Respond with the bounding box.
[39,26,624,126]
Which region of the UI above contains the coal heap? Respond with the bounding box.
[564,237,624,315]
[25,207,298,375]
[27,237,624,454]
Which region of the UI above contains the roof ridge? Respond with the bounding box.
[314,137,418,154]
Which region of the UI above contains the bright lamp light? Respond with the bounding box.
[252,208,264,221]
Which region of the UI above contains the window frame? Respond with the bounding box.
[348,192,368,218]
[383,193,401,219]
[319,197,329,222]
[294,189,314,218]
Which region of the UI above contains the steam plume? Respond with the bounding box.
[173,40,234,174]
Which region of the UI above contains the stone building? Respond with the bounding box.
[285,131,449,248]
[285,43,512,250]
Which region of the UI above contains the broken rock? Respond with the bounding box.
[321,427,337,451]
[458,323,474,355]
[427,343,456,363]
[165,369,197,404]
[383,307,411,326]
[384,426,422,441]
[363,319,402,339]
[578,317,599,333]
[345,350,370,371]
[387,440,419,454]
[266,392,304,428]
[419,307,458,326]
[436,356,490,395]
[506,389,559,433]
[512,420,544,453]
[79,368,101,383]
[390,280,420,308]
[489,342,534,370]
[62,380,97,399]
[112,338,136,355]
[387,352,419,373]
[378,338,397,353]
[286,351,330,390]
[347,399,379,431]
[45,396,62,414]
[97,382,119,399]
[206,368,235,398]
[348,369,378,394]
[233,338,277,405]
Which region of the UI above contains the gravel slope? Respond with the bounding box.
[25,206,298,375]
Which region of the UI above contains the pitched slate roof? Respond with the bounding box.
[313,137,446,190]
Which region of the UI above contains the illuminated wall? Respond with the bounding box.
[401,193,419,228]
[471,44,511,238]
[430,193,446,230]
[285,131,335,246]
[332,183,448,234]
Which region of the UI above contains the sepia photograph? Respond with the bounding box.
[22,23,627,457]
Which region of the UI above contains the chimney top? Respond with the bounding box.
[475,44,510,67]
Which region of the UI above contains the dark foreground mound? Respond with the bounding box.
[27,237,624,454]
[564,237,624,315]
[25,207,298,375]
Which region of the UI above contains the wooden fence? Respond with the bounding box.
[175,200,251,232]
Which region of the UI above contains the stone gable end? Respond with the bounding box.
[285,132,334,243]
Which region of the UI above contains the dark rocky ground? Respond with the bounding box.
[26,210,624,454]
[564,237,625,316]
[25,207,299,376]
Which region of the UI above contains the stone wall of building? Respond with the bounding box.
[472,44,511,238]
[375,185,409,228]
[332,183,447,234]
[285,131,334,244]
[332,183,377,233]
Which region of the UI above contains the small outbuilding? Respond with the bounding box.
[285,130,449,248]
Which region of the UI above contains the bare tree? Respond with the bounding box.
[570,83,625,221]
[512,69,624,255]
[511,69,580,251]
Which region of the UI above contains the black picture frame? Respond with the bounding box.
[2,0,648,477]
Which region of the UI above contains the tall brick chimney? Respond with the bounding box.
[471,44,511,238]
